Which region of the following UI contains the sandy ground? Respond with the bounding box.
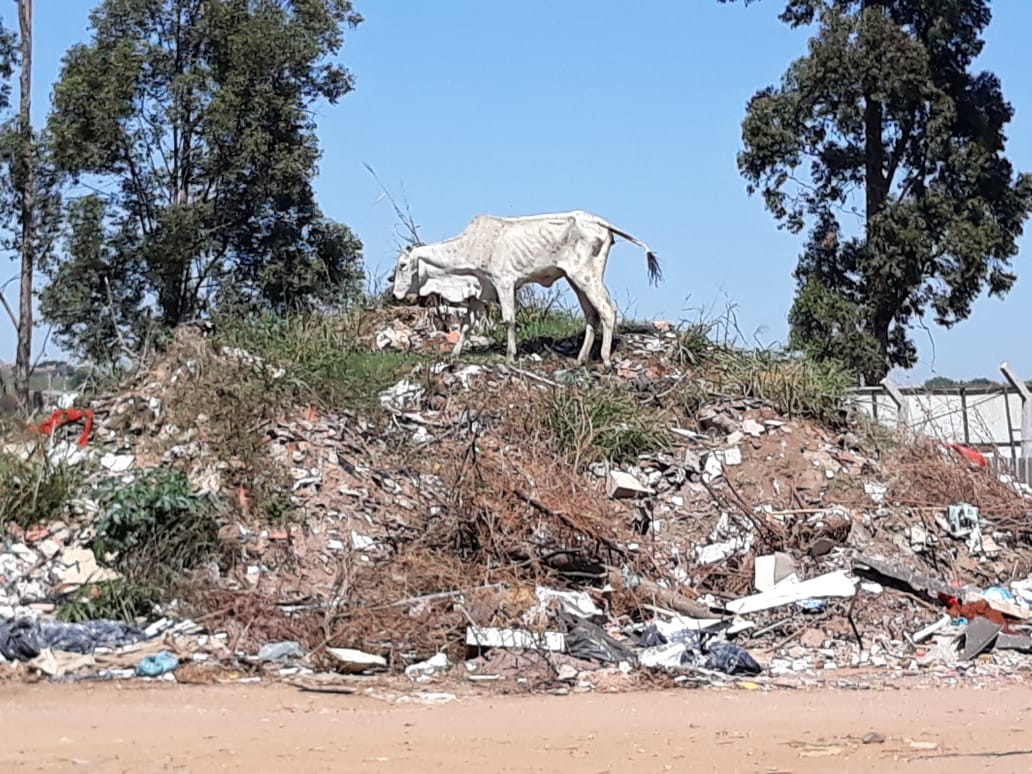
[0,682,1030,773]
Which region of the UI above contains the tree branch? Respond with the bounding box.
[885,118,914,192]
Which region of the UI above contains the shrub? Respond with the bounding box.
[59,467,222,621]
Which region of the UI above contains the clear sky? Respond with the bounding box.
[5,1,1032,385]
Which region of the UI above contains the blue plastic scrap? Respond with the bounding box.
[136,651,179,677]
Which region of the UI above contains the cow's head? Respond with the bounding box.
[392,244,423,300]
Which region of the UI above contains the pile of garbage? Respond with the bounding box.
[3,312,1032,693]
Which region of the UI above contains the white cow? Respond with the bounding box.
[391,210,661,367]
[414,265,498,356]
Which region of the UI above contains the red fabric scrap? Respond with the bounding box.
[948,443,988,469]
[945,599,1015,633]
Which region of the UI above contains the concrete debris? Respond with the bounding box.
[754,552,798,593]
[378,379,426,413]
[6,312,1032,693]
[404,652,450,682]
[257,641,305,662]
[56,547,121,589]
[741,418,766,438]
[534,587,604,620]
[326,647,388,673]
[606,470,653,499]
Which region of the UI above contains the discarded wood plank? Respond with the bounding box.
[725,571,856,615]
[605,568,712,618]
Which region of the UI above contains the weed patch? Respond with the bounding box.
[0,452,79,530]
[541,387,669,469]
[214,312,424,410]
[710,348,852,421]
[487,287,585,352]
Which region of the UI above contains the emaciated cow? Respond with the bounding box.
[391,210,661,367]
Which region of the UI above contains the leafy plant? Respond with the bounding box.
[65,467,223,621]
[92,468,219,560]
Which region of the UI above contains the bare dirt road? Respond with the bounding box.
[0,681,1029,773]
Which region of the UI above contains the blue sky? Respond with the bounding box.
[5,1,1032,385]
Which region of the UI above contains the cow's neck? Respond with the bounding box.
[422,239,477,270]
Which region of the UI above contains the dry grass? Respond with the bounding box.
[884,438,1032,521]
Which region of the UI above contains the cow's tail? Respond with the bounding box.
[594,218,662,286]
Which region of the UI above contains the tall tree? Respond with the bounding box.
[40,0,365,364]
[727,0,1032,382]
[14,0,32,408]
[0,5,56,408]
[0,14,16,395]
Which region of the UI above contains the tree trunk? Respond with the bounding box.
[861,0,891,382]
[14,0,33,412]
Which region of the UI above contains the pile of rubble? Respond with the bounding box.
[3,311,1032,693]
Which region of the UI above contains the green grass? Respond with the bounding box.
[542,386,669,469]
[709,347,853,421]
[0,451,80,530]
[486,287,586,352]
[214,312,425,411]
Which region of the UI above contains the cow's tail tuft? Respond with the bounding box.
[600,218,663,287]
[646,250,662,286]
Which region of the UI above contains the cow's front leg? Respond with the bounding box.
[452,309,470,357]
[453,299,483,356]
[497,286,518,361]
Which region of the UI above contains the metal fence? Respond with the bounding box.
[847,362,1032,484]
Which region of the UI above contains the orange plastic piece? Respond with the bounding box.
[32,408,94,447]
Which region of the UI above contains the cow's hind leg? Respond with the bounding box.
[582,280,618,368]
[568,282,600,364]
[497,285,518,361]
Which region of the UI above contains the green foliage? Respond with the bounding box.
[711,347,853,421]
[0,452,78,530]
[92,468,219,560]
[64,467,222,621]
[40,0,365,365]
[787,274,885,384]
[487,287,585,351]
[735,0,1032,382]
[923,375,996,389]
[214,311,424,410]
[0,18,15,111]
[543,387,669,469]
